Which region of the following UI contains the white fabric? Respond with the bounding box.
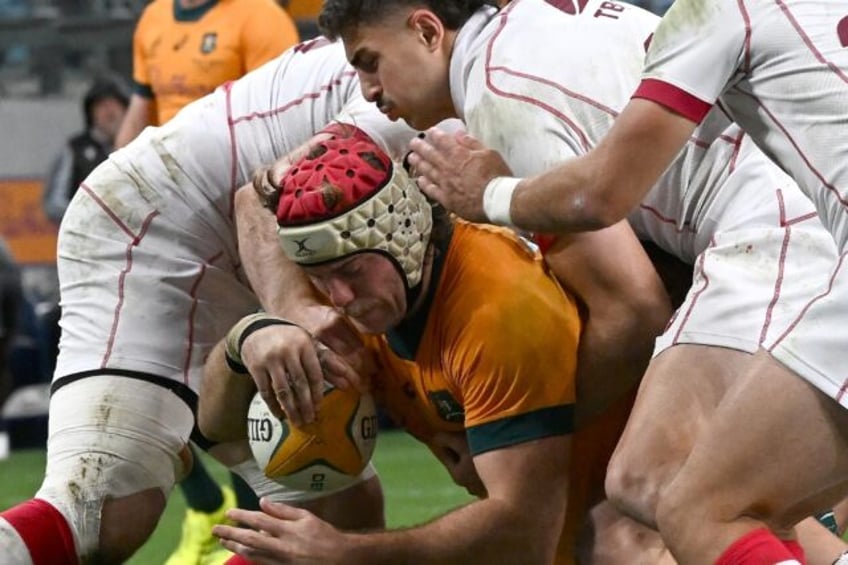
[230,458,377,502]
[35,376,194,556]
[641,0,848,251]
[55,40,417,391]
[450,0,846,403]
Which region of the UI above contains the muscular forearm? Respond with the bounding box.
[234,185,320,315]
[197,341,255,442]
[344,497,560,565]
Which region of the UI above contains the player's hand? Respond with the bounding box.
[408,128,513,223]
[214,498,350,565]
[285,301,364,359]
[240,323,361,427]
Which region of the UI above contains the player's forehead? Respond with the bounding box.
[305,252,382,277]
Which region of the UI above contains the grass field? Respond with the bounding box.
[0,430,475,564]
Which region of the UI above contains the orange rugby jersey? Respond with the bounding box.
[131,0,298,123]
[366,220,581,453]
[364,220,634,564]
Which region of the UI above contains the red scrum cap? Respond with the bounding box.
[275,134,433,287]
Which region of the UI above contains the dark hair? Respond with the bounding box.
[83,76,129,129]
[319,0,497,39]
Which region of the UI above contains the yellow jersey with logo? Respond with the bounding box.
[365,220,632,563]
[131,0,298,123]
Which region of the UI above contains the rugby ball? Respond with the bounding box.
[247,383,378,494]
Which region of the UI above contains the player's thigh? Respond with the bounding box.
[611,344,748,477]
[56,164,258,390]
[661,350,848,530]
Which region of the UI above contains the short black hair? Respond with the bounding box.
[319,0,497,40]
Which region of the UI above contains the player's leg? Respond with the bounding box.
[0,375,195,563]
[578,499,675,565]
[0,161,259,563]
[655,350,848,565]
[605,343,747,528]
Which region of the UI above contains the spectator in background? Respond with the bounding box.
[113,1,300,563]
[42,78,129,225]
[115,0,300,146]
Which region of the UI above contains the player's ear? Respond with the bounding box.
[408,9,444,52]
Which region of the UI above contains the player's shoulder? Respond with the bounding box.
[440,222,580,339]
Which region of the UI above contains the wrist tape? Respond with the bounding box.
[482,176,521,227]
[224,312,298,374]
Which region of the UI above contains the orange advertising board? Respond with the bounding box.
[0,179,58,265]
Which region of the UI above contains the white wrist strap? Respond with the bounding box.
[482,176,520,227]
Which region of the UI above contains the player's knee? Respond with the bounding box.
[654,482,700,551]
[605,445,661,524]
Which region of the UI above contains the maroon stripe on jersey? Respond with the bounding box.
[483,9,593,152]
[181,250,223,384]
[80,183,138,241]
[633,79,713,124]
[775,0,848,85]
[672,236,714,345]
[637,204,696,233]
[784,211,818,226]
[768,249,848,353]
[740,88,848,210]
[102,210,159,368]
[759,190,790,346]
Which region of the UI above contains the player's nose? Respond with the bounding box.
[360,76,382,104]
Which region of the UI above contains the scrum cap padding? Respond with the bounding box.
[275,136,433,287]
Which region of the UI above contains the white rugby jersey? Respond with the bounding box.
[636,0,848,250]
[108,38,416,243]
[451,0,818,262]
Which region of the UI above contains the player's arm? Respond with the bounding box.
[214,434,571,565]
[545,224,671,426]
[409,99,697,232]
[114,93,157,148]
[197,339,255,443]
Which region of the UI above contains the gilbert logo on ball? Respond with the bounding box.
[247,383,378,493]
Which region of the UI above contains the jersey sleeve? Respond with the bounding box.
[240,0,301,72]
[635,0,747,123]
[445,258,581,456]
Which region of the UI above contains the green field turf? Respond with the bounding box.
[0,430,475,564]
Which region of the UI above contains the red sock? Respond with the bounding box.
[225,556,255,564]
[1,499,78,565]
[716,528,801,565]
[782,539,805,563]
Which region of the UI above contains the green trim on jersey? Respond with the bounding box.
[173,0,219,22]
[132,80,154,99]
[466,404,574,456]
